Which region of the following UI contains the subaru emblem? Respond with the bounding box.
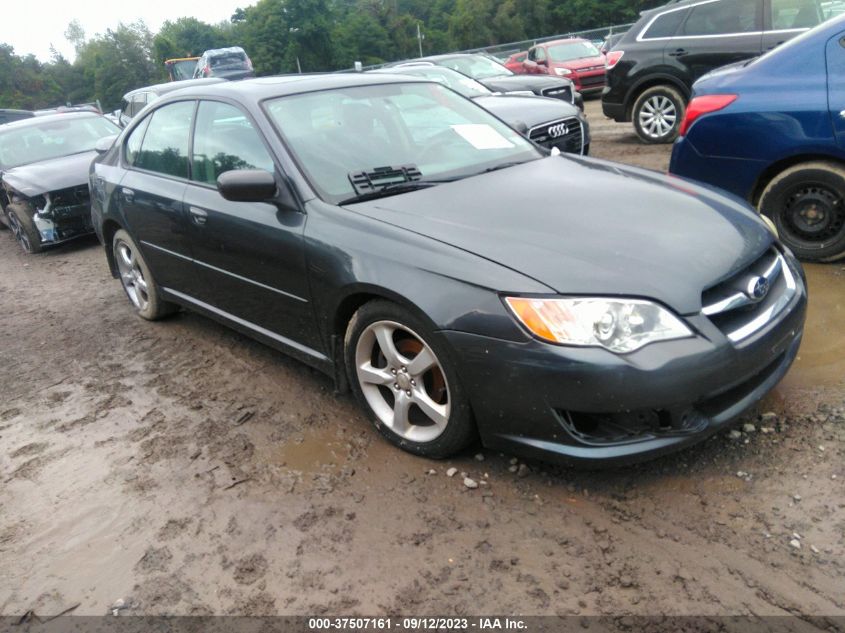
[746,276,770,301]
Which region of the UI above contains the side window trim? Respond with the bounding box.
[637,0,764,40]
[187,98,281,191]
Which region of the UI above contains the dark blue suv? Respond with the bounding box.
[670,14,845,262]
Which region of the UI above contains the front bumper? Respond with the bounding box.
[33,204,94,246]
[442,273,806,467]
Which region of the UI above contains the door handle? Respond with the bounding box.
[121,187,134,202]
[668,48,688,57]
[189,206,208,226]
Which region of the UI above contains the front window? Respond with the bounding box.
[770,0,822,29]
[265,83,540,204]
[547,41,600,61]
[0,115,118,169]
[440,55,513,79]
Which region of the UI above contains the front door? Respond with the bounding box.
[826,31,845,149]
[182,100,321,354]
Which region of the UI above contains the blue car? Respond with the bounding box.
[670,15,845,262]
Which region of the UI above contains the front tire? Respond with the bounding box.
[758,161,845,262]
[6,204,42,253]
[112,229,177,320]
[632,85,685,144]
[344,300,476,459]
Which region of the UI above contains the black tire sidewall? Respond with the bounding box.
[633,86,685,145]
[760,166,845,262]
[344,300,476,459]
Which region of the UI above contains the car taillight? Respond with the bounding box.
[605,51,624,69]
[679,94,737,136]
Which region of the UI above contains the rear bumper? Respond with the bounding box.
[669,136,766,201]
[442,275,806,467]
[601,96,626,122]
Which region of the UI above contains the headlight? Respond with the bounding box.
[554,67,572,76]
[504,297,692,353]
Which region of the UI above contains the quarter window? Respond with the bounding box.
[770,0,822,30]
[191,101,275,184]
[641,9,689,38]
[134,101,194,178]
[681,0,760,35]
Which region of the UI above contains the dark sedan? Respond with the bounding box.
[90,75,806,466]
[371,66,589,155]
[391,54,580,107]
[0,112,119,253]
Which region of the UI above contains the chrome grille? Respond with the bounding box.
[701,248,797,342]
[528,117,584,155]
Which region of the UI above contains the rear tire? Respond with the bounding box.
[344,300,476,459]
[6,204,42,254]
[758,161,845,262]
[632,85,685,144]
[112,229,178,320]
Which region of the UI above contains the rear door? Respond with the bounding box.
[669,0,763,81]
[119,100,197,292]
[182,99,320,351]
[826,31,845,148]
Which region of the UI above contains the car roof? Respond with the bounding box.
[123,78,226,99]
[0,108,33,115]
[0,111,103,132]
[165,57,200,63]
[156,73,429,102]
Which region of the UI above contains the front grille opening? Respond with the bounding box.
[529,117,584,155]
[557,408,706,445]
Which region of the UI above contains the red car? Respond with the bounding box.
[522,38,606,95]
[503,51,528,73]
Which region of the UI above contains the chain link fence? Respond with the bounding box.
[344,22,635,72]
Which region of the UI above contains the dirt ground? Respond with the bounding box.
[0,99,844,620]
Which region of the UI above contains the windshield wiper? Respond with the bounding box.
[339,180,444,205]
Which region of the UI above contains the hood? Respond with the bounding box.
[345,157,773,314]
[1,151,96,197]
[480,74,572,94]
[552,56,606,71]
[473,94,580,129]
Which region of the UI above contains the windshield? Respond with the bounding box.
[265,83,539,204]
[170,59,198,80]
[0,116,118,169]
[389,67,492,98]
[547,41,601,61]
[440,55,513,79]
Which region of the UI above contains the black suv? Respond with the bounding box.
[602,0,827,143]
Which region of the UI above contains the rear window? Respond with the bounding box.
[210,53,248,68]
[641,8,689,39]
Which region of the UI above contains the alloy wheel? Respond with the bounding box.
[115,239,150,311]
[354,320,451,443]
[638,95,677,140]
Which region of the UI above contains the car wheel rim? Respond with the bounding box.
[780,183,845,248]
[7,213,31,253]
[355,320,451,443]
[638,95,677,139]
[115,240,150,311]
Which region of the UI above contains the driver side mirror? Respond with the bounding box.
[217,169,299,210]
[536,58,548,66]
[95,135,118,155]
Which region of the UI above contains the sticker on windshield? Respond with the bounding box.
[451,124,514,150]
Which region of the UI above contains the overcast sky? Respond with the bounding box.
[5,0,246,62]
